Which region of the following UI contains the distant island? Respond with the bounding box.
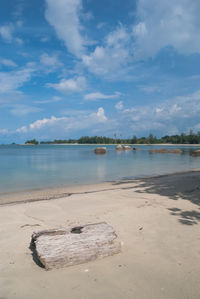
[25,139,39,145]
[25,131,200,145]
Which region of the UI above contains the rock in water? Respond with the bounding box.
[191,149,200,156]
[31,222,121,270]
[149,148,182,154]
[94,147,106,154]
[123,145,131,150]
[116,144,123,151]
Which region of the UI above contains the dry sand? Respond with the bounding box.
[0,170,200,299]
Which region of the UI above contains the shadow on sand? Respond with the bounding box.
[112,172,200,225]
[29,239,45,269]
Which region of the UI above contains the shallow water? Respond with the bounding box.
[0,144,200,193]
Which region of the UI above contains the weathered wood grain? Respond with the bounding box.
[31,222,121,270]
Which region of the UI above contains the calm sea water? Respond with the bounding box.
[0,144,200,193]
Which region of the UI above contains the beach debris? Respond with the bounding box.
[21,224,41,228]
[116,144,123,151]
[94,147,106,154]
[31,222,121,270]
[149,148,182,154]
[123,145,131,150]
[191,149,200,156]
[133,147,139,151]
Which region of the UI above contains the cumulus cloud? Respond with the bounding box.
[45,0,86,57]
[82,26,132,76]
[15,107,108,138]
[29,116,64,130]
[44,0,200,78]
[116,90,200,135]
[84,91,120,101]
[96,107,107,122]
[12,89,200,138]
[45,2,131,77]
[133,0,200,59]
[47,76,86,93]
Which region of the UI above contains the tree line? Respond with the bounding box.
[27,131,200,145]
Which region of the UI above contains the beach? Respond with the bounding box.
[0,170,200,299]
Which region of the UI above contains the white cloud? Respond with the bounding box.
[45,0,85,57]
[97,22,106,30]
[115,101,124,110]
[40,53,59,66]
[41,36,50,43]
[45,0,200,79]
[140,85,161,93]
[82,26,132,76]
[0,59,17,68]
[0,24,23,45]
[47,76,86,93]
[115,89,200,135]
[84,91,120,101]
[96,107,107,122]
[0,25,13,43]
[12,89,200,137]
[10,105,41,116]
[0,64,35,94]
[15,107,108,138]
[0,129,8,134]
[16,126,27,133]
[29,116,65,130]
[15,37,23,45]
[133,0,200,59]
[44,2,132,77]
[34,96,62,104]
[40,53,63,72]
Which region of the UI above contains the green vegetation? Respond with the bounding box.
[38,131,200,145]
[25,139,39,145]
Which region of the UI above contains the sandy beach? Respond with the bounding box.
[0,170,200,299]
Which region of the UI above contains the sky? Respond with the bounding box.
[1,0,200,142]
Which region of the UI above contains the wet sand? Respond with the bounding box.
[0,170,200,298]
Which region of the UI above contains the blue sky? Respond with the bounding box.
[1,0,200,142]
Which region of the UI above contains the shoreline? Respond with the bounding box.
[11,143,200,146]
[1,168,200,206]
[0,165,200,298]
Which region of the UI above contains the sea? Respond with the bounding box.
[0,144,200,193]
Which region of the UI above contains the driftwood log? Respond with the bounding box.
[31,222,121,270]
